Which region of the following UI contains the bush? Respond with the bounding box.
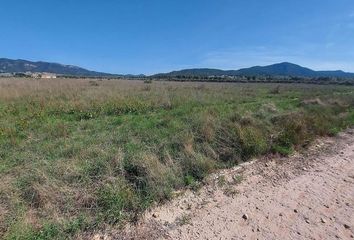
[97,179,139,224]
[182,153,216,181]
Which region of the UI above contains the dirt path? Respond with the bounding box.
[96,129,354,240]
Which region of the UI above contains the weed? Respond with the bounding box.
[223,187,239,197]
[176,214,192,226]
[269,85,281,94]
[0,78,353,239]
[217,175,227,187]
[97,178,139,224]
[232,175,243,184]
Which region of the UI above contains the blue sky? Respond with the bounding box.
[1,0,353,74]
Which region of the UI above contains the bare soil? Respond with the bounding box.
[92,129,354,240]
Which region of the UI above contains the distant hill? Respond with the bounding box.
[2,59,353,79]
[0,58,115,77]
[155,62,354,78]
[157,68,233,77]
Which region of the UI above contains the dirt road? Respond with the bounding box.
[97,129,354,240]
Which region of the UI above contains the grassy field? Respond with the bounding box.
[1,78,354,239]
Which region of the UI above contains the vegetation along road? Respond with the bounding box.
[101,129,354,240]
[0,78,354,239]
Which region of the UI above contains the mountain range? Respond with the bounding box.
[1,58,354,78]
[0,58,114,77]
[157,62,354,78]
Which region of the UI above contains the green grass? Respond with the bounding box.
[0,78,354,239]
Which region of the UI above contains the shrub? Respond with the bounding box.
[271,112,311,155]
[182,153,216,181]
[123,153,176,203]
[97,178,139,224]
[269,85,281,94]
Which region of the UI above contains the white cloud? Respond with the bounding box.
[297,60,352,71]
[198,46,354,72]
[200,47,296,70]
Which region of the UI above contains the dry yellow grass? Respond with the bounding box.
[0,77,354,239]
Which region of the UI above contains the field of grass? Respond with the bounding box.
[1,78,354,239]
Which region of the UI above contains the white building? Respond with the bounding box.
[42,73,57,79]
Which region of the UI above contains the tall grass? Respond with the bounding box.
[0,78,354,239]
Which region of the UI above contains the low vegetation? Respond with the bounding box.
[152,75,354,86]
[0,78,354,239]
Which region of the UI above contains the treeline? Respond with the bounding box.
[3,73,354,86]
[150,75,354,86]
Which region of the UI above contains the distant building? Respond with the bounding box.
[41,73,57,79]
[31,72,57,79]
[30,72,41,78]
[0,73,13,77]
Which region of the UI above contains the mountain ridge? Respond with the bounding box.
[1,58,353,78]
[0,58,116,77]
[155,62,354,78]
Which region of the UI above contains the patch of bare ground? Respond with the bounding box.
[89,129,354,240]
